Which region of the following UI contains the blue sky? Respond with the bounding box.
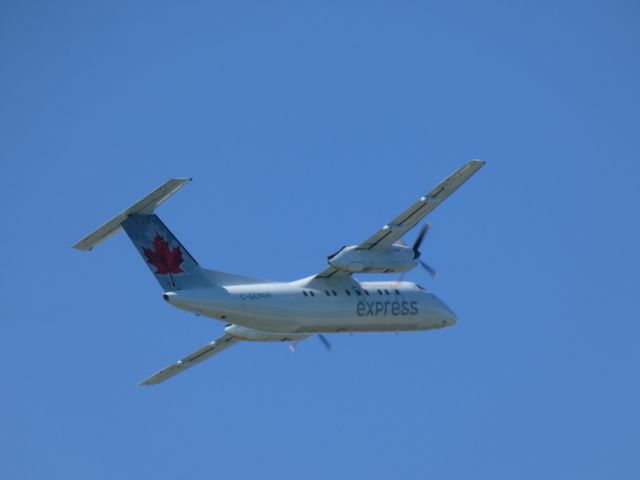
[2,1,639,478]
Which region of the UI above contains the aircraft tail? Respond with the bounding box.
[73,179,211,291]
[120,214,210,291]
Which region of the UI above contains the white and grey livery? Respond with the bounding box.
[74,160,485,385]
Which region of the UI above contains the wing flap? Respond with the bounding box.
[140,334,239,386]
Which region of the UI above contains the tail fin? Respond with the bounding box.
[73,178,210,291]
[121,214,210,291]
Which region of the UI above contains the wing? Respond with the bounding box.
[316,265,346,279]
[358,160,485,250]
[315,160,484,278]
[140,334,239,386]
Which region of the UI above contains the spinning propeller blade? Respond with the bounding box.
[419,259,437,278]
[412,223,437,278]
[318,334,332,351]
[412,224,429,258]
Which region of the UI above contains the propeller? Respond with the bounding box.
[318,334,332,351]
[411,223,437,278]
[289,335,332,352]
[418,258,437,277]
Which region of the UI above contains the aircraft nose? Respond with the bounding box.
[433,295,457,327]
[443,307,457,326]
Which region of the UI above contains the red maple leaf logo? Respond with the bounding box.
[143,234,184,275]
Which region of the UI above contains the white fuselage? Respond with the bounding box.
[163,276,457,338]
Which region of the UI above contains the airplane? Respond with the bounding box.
[73,160,485,385]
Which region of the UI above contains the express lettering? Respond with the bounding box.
[356,301,418,316]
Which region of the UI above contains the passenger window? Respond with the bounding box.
[356,290,362,296]
[364,290,370,296]
[310,291,315,296]
[345,290,351,296]
[303,291,308,297]
[378,289,383,295]
[384,289,390,295]
[325,290,331,296]
[395,289,400,295]
[332,290,337,296]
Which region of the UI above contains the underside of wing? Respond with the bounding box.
[315,265,352,279]
[358,160,485,250]
[313,160,485,278]
[140,334,239,386]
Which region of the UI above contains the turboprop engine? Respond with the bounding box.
[328,244,416,273]
[327,223,437,277]
[224,324,310,342]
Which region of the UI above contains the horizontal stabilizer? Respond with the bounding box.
[140,334,240,386]
[72,178,191,251]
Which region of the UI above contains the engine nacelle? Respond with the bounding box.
[328,244,417,273]
[224,324,310,342]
